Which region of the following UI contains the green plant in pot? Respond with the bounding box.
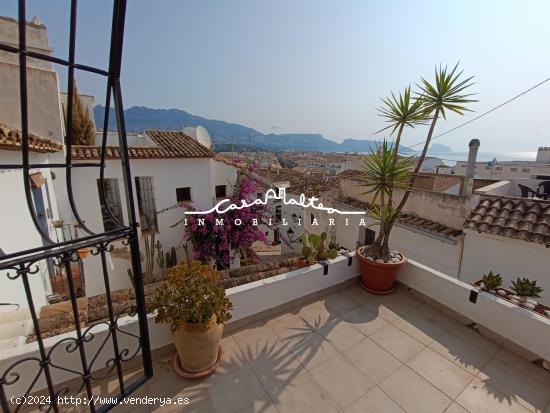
[510,277,543,306]
[301,232,337,265]
[356,64,476,294]
[480,271,503,292]
[153,260,233,375]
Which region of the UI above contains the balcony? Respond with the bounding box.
[25,277,547,413]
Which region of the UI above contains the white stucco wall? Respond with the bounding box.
[0,17,64,142]
[459,231,550,306]
[0,150,60,309]
[67,157,239,296]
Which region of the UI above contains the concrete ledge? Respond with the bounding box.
[398,259,550,361]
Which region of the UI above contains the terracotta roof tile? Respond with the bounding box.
[71,130,214,160]
[0,123,63,153]
[464,195,550,245]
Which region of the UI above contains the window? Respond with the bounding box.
[215,185,227,199]
[275,205,282,221]
[496,167,502,171]
[135,177,158,232]
[176,187,192,203]
[310,213,315,224]
[97,178,124,231]
[522,168,530,173]
[511,168,518,172]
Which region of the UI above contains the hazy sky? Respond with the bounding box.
[1,0,549,152]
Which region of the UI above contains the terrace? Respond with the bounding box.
[13,257,549,413]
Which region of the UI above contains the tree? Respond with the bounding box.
[67,86,95,145]
[362,87,426,259]
[361,64,476,261]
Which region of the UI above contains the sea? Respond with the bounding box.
[426,151,537,165]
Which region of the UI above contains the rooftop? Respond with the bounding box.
[65,281,550,413]
[0,123,63,153]
[71,130,214,160]
[465,195,550,246]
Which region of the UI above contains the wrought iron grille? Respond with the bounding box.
[0,1,153,412]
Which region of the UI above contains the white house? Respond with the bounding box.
[60,129,239,296]
[0,124,63,309]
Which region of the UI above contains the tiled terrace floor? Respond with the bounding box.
[86,281,550,412]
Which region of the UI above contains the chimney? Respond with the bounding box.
[536,147,550,164]
[461,138,480,196]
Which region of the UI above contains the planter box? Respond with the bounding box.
[472,280,550,320]
[398,259,550,362]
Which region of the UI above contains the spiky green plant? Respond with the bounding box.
[359,140,414,259]
[301,232,338,263]
[361,64,477,261]
[481,271,503,291]
[511,277,543,300]
[394,63,477,212]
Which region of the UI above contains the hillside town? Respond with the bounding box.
[1,9,550,413]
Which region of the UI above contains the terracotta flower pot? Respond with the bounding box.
[77,248,90,259]
[172,315,223,374]
[356,247,406,294]
[296,258,309,268]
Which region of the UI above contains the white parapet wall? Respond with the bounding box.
[398,259,550,362]
[0,253,359,398]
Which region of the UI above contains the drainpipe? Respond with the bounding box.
[461,139,480,196]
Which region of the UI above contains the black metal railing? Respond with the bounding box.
[0,1,153,412]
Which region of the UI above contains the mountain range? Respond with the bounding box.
[93,105,415,153]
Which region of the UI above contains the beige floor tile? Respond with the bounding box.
[284,330,339,370]
[242,339,304,387]
[477,358,550,413]
[152,385,213,413]
[342,337,402,384]
[456,379,532,413]
[297,300,335,330]
[407,348,474,399]
[206,363,267,413]
[315,316,365,351]
[309,353,374,408]
[264,370,340,413]
[341,305,388,336]
[321,290,360,315]
[340,282,372,304]
[447,323,501,355]
[362,293,416,322]
[443,402,470,413]
[393,311,449,345]
[266,311,312,340]
[494,348,550,386]
[409,303,456,331]
[344,387,405,413]
[370,324,425,362]
[234,395,280,413]
[232,322,281,351]
[379,365,452,413]
[429,330,494,375]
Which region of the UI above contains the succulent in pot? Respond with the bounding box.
[153,260,232,375]
[480,271,503,292]
[510,277,543,307]
[301,232,338,265]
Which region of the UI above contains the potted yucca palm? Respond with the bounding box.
[357,64,476,293]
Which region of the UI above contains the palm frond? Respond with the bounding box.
[376,86,429,135]
[416,63,478,118]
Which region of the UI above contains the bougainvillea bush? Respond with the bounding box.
[184,167,273,268]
